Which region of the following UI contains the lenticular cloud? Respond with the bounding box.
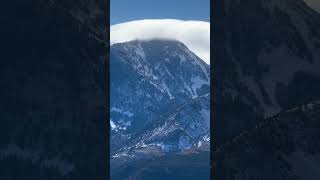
[110,19,210,64]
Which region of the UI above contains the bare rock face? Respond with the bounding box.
[1,0,108,179]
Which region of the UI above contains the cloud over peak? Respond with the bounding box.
[111,19,210,64]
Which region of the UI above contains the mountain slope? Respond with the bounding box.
[214,100,320,180]
[214,0,320,143]
[110,94,210,178]
[112,94,210,158]
[111,152,210,180]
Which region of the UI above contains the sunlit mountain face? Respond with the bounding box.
[110,39,210,179]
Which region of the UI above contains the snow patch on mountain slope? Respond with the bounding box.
[111,107,134,117]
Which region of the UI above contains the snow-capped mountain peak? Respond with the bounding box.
[110,39,210,154]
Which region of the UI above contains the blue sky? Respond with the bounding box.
[110,0,210,25]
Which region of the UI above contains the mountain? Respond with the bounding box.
[110,39,210,178]
[213,0,320,144]
[110,40,210,153]
[214,100,320,180]
[110,40,210,177]
[1,0,108,179]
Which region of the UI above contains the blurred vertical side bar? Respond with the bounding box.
[0,0,109,179]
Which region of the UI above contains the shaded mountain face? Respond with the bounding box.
[214,101,320,180]
[213,0,320,179]
[110,40,210,154]
[214,0,320,143]
[1,0,107,179]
